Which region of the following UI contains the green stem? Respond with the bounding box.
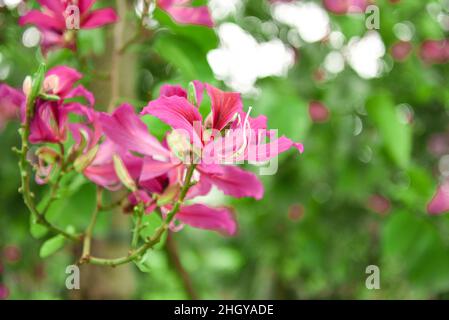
[87,165,197,267]
[131,203,144,249]
[18,66,80,242]
[80,188,102,262]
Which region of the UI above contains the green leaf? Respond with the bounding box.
[153,33,214,81]
[382,211,449,292]
[39,234,66,258]
[30,215,48,239]
[366,93,412,168]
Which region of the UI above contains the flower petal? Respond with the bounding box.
[206,84,243,131]
[78,0,96,14]
[46,66,82,97]
[427,183,449,215]
[140,157,180,182]
[176,204,237,236]
[198,164,264,200]
[142,95,203,143]
[37,0,65,15]
[81,8,118,29]
[246,135,304,162]
[19,10,65,30]
[100,104,170,158]
[160,84,187,98]
[159,2,213,27]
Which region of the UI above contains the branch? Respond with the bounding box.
[85,165,197,267]
[80,187,102,262]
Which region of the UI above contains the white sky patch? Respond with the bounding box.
[209,0,242,21]
[345,31,385,79]
[207,23,295,94]
[272,1,330,43]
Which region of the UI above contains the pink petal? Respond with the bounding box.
[0,84,24,129]
[206,84,243,131]
[186,178,212,199]
[81,8,118,29]
[19,10,65,30]
[78,0,96,14]
[0,84,25,110]
[29,101,67,144]
[176,204,237,236]
[160,84,187,98]
[39,29,66,52]
[37,0,64,15]
[140,157,180,182]
[246,135,304,162]
[192,80,204,106]
[84,139,143,190]
[142,95,203,142]
[160,3,213,27]
[65,85,95,107]
[198,164,264,200]
[100,104,170,158]
[46,66,82,97]
[427,183,449,215]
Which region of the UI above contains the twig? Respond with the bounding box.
[85,165,197,267]
[80,187,102,262]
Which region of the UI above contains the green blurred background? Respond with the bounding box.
[2,0,449,299]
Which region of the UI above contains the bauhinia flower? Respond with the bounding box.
[90,83,303,236]
[0,84,25,131]
[19,0,118,52]
[4,65,96,184]
[24,66,95,144]
[157,0,214,27]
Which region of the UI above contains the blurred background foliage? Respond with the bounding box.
[2,0,449,299]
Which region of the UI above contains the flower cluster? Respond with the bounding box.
[2,66,303,239]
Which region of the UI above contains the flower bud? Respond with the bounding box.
[22,76,32,98]
[74,144,99,173]
[113,154,137,192]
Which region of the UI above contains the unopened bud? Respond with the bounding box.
[113,155,137,192]
[74,145,99,173]
[22,76,32,98]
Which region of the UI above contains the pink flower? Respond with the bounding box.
[427,182,449,215]
[419,39,449,64]
[142,82,303,163]
[27,66,95,144]
[0,84,24,131]
[323,0,369,15]
[92,105,237,235]
[157,0,213,27]
[19,0,118,52]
